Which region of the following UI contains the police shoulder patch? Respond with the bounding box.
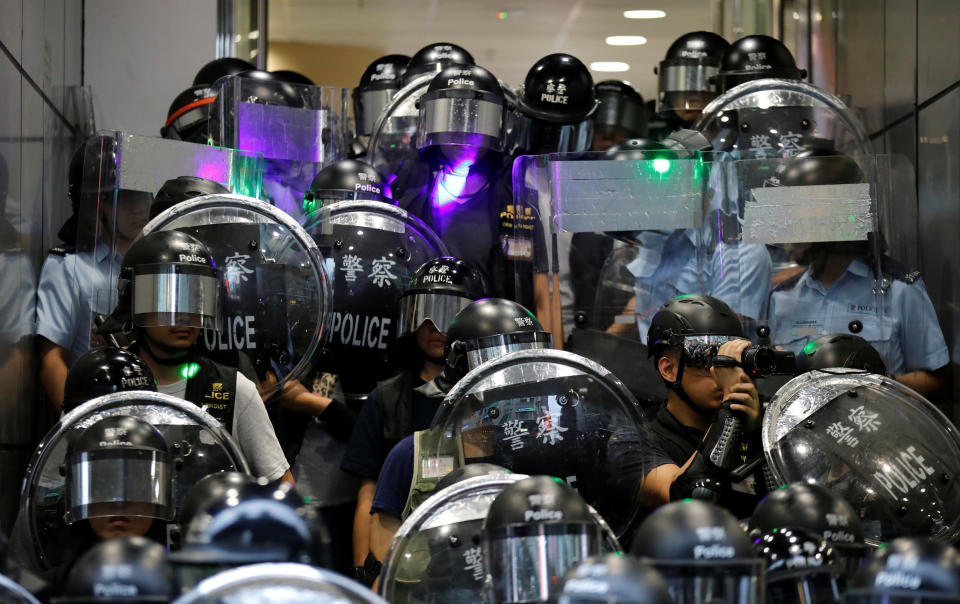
[881,255,921,284]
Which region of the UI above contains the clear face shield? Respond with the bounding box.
[130,262,221,330]
[417,92,506,153]
[648,559,765,604]
[356,87,398,138]
[485,522,601,604]
[656,62,721,114]
[64,447,175,524]
[464,331,554,371]
[512,113,593,154]
[398,292,474,336]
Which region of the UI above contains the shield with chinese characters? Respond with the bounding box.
[15,392,248,572]
[378,473,621,604]
[143,194,331,399]
[300,201,447,400]
[763,369,960,544]
[426,349,651,540]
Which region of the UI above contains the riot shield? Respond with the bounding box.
[426,349,651,539]
[379,473,621,604]
[172,562,387,604]
[763,369,960,544]
[300,200,447,400]
[366,73,434,185]
[144,194,331,398]
[214,75,350,222]
[0,574,41,604]
[76,133,263,351]
[19,391,248,571]
[696,79,874,161]
[511,152,719,404]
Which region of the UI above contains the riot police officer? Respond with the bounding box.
[846,537,960,603]
[655,31,729,130]
[714,34,807,93]
[591,80,647,150]
[352,54,410,156]
[98,230,291,483]
[62,346,156,413]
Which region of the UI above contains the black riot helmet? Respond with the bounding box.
[62,347,157,413]
[630,499,764,604]
[605,138,677,161]
[101,230,220,333]
[795,334,887,375]
[434,462,510,493]
[514,53,598,154]
[193,57,256,87]
[749,482,869,580]
[656,31,729,126]
[160,85,217,144]
[847,537,960,603]
[64,415,174,525]
[354,54,410,137]
[402,42,475,86]
[484,476,603,604]
[773,148,864,187]
[56,537,175,604]
[757,527,842,604]
[397,257,487,337]
[559,554,674,604]
[177,471,257,543]
[443,298,552,383]
[303,158,391,213]
[150,176,230,220]
[234,69,303,107]
[592,80,648,149]
[171,478,330,590]
[416,63,506,153]
[648,294,745,364]
[271,70,315,85]
[715,35,807,93]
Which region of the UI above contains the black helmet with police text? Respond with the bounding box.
[398,257,487,337]
[630,499,764,604]
[402,42,475,86]
[303,159,391,213]
[715,35,807,93]
[172,479,330,590]
[193,57,256,87]
[354,54,410,137]
[846,537,960,603]
[656,32,729,118]
[64,415,174,525]
[105,230,220,332]
[57,537,175,604]
[443,298,551,382]
[62,347,157,413]
[150,176,230,220]
[756,527,842,604]
[559,554,674,604]
[592,80,647,144]
[161,85,217,144]
[417,63,506,152]
[484,476,603,604]
[749,482,869,579]
[795,334,887,375]
[177,471,257,543]
[518,53,597,123]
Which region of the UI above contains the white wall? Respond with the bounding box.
[84,0,217,136]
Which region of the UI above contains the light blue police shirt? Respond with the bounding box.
[768,257,949,376]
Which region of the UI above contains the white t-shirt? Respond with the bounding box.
[158,373,289,481]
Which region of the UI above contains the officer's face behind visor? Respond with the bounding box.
[678,335,748,369]
[486,522,600,604]
[131,262,221,330]
[399,293,475,336]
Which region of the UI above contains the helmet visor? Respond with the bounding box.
[486,523,599,604]
[398,292,473,336]
[302,188,388,214]
[417,95,505,151]
[681,335,749,368]
[358,88,397,136]
[131,263,221,329]
[466,331,554,371]
[513,113,593,154]
[767,574,841,604]
[651,559,765,604]
[657,64,720,107]
[65,448,174,524]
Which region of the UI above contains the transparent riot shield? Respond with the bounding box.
[366,73,434,185]
[144,194,331,399]
[0,574,41,604]
[299,200,447,400]
[426,349,651,539]
[76,133,263,350]
[696,79,874,162]
[511,152,712,405]
[379,473,621,604]
[215,75,350,222]
[172,562,387,604]
[763,369,960,544]
[19,392,248,571]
